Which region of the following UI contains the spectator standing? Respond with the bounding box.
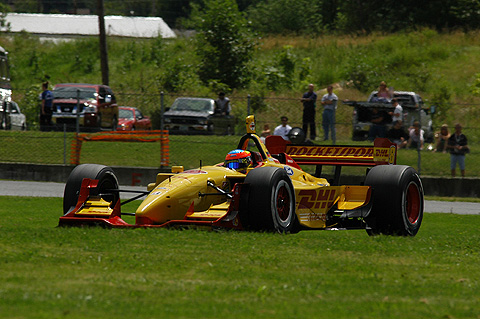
[300,83,317,140]
[387,120,408,148]
[390,98,403,122]
[214,92,230,115]
[40,81,54,131]
[433,124,450,153]
[368,108,387,141]
[273,116,292,141]
[321,85,338,144]
[447,123,469,177]
[407,121,424,150]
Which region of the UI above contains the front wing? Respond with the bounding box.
[58,178,246,230]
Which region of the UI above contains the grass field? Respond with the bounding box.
[1,130,480,177]
[1,196,479,319]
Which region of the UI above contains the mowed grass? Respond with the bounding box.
[2,130,480,176]
[1,197,479,319]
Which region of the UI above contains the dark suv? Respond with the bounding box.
[344,91,433,141]
[164,97,236,135]
[52,83,118,130]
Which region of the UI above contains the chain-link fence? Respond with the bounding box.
[2,90,479,177]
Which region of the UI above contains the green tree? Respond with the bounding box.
[192,0,255,89]
[0,3,11,32]
[248,0,323,35]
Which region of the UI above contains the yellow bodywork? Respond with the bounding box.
[134,115,372,229]
[136,160,369,229]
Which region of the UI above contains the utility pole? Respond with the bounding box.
[97,0,109,85]
[151,0,157,16]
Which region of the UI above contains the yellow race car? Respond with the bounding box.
[59,115,424,236]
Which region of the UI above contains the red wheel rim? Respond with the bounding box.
[406,183,421,224]
[276,185,291,221]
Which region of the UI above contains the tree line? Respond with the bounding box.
[5,0,480,34]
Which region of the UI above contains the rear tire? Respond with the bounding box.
[240,167,298,233]
[364,165,424,236]
[63,164,119,215]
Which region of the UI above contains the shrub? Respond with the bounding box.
[192,0,256,89]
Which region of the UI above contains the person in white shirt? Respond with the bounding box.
[321,85,338,143]
[273,116,292,140]
[390,98,403,122]
[407,121,424,150]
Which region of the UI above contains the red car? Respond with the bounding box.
[117,106,151,131]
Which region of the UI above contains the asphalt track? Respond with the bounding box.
[1,180,479,215]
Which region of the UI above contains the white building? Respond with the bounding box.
[6,13,176,39]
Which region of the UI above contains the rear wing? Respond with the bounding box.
[266,136,397,166]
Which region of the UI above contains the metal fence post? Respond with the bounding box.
[160,91,164,131]
[63,123,67,165]
[417,102,422,174]
[76,89,80,134]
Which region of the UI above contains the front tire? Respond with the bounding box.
[240,167,298,233]
[364,165,424,236]
[63,164,119,215]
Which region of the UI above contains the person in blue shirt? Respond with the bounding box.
[40,81,54,131]
[447,123,469,177]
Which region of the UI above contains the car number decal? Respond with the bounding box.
[283,166,294,176]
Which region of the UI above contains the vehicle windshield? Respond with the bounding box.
[170,98,214,113]
[53,87,97,100]
[119,108,134,119]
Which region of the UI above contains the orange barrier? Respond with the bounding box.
[70,130,169,166]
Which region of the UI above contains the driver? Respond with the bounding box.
[224,149,252,173]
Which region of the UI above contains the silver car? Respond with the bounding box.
[0,101,27,130]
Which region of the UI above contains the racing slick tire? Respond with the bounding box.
[63,164,119,215]
[364,165,424,236]
[241,167,299,233]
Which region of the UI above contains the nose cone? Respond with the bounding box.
[135,166,238,225]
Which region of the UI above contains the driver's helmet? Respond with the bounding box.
[224,149,252,171]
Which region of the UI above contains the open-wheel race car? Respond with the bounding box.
[59,115,424,236]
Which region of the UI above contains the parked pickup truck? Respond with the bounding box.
[163,97,236,135]
[52,83,118,131]
[343,91,433,142]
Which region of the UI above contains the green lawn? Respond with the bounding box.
[1,130,479,176]
[0,196,479,319]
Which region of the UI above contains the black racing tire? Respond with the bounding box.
[63,164,119,215]
[364,165,424,236]
[240,167,298,233]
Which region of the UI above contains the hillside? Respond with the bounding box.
[2,30,480,140]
